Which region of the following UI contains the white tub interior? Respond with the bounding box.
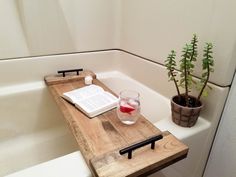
[98,71,170,123]
[0,82,78,176]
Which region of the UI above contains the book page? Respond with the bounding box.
[63,85,104,102]
[76,92,118,113]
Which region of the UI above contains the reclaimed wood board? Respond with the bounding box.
[45,70,96,86]
[90,132,188,177]
[44,71,188,177]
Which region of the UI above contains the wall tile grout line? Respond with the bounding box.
[0,48,231,88]
[0,49,120,61]
[118,49,232,88]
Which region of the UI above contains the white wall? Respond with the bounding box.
[1,0,235,86]
[0,0,30,59]
[203,73,236,177]
[120,0,236,86]
[0,0,120,59]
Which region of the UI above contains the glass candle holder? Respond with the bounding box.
[117,90,140,125]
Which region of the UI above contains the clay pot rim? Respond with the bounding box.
[171,95,204,110]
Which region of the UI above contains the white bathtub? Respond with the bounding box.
[0,82,78,176]
[1,71,218,177]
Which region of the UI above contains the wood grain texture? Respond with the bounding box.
[45,70,96,85]
[45,71,188,177]
[91,132,188,177]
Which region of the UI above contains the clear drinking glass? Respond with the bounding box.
[117,90,140,125]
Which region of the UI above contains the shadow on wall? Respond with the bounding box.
[15,0,76,55]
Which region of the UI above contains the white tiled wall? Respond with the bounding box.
[0,0,30,58]
[0,51,117,87]
[1,0,235,87]
[0,0,120,59]
[120,0,236,86]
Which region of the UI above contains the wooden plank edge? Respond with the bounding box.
[90,132,189,177]
[129,139,189,177]
[47,85,98,177]
[44,70,96,85]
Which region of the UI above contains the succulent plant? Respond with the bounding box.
[165,34,214,107]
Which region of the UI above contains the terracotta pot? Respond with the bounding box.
[171,95,203,127]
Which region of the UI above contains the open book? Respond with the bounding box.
[62,84,118,118]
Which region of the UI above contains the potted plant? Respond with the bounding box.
[165,34,214,127]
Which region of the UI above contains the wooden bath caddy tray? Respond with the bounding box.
[45,70,188,177]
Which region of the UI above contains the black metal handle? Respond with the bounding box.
[57,68,83,77]
[119,134,163,159]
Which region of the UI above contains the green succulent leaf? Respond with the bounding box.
[164,50,180,96]
[164,34,214,106]
[197,42,214,100]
